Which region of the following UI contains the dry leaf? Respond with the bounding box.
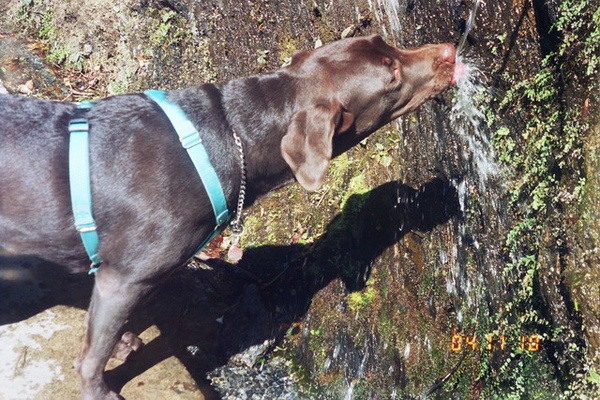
[136,56,147,69]
[18,80,34,94]
[341,25,355,39]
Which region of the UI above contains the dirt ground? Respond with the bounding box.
[0,258,209,400]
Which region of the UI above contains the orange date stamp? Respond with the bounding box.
[451,334,541,352]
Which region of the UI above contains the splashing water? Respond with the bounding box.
[452,1,500,189]
[445,60,501,307]
[446,1,502,313]
[451,59,499,191]
[444,54,508,338]
[451,1,498,191]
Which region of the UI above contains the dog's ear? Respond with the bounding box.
[281,100,354,191]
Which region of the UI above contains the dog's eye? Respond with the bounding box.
[383,57,400,84]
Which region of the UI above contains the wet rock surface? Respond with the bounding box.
[208,357,310,400]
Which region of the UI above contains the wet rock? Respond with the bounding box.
[229,338,277,368]
[208,357,310,400]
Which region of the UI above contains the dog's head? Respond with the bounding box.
[281,35,457,190]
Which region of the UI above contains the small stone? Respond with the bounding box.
[228,245,243,262]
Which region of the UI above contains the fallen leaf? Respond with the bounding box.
[581,97,589,120]
[341,25,355,39]
[198,234,223,258]
[18,81,33,94]
[136,56,147,69]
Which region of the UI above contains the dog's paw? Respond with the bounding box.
[80,382,124,400]
[103,390,124,400]
[111,331,143,361]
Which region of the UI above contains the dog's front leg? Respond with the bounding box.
[75,265,151,400]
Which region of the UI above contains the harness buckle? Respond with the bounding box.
[215,210,229,226]
[69,118,89,133]
[180,132,202,149]
[75,221,98,233]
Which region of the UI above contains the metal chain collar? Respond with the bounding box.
[230,131,246,238]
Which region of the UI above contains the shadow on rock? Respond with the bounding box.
[107,177,460,394]
[0,177,460,397]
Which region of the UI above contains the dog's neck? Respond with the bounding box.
[220,71,300,204]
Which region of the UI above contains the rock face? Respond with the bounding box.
[1,0,599,398]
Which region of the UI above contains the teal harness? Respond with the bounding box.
[68,101,102,269]
[68,91,231,273]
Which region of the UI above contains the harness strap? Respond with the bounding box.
[144,90,231,253]
[68,92,230,272]
[68,101,103,272]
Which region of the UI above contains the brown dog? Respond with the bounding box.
[0,35,457,399]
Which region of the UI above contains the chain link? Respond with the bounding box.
[230,131,246,236]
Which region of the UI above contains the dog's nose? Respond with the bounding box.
[441,43,456,64]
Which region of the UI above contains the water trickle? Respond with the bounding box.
[456,0,483,57]
[368,0,403,39]
[445,50,506,318]
[343,349,369,400]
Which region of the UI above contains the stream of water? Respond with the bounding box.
[455,0,483,57]
[451,59,499,191]
[348,1,507,397]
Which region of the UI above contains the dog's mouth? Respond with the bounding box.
[432,45,459,87]
[450,61,465,85]
[432,61,457,95]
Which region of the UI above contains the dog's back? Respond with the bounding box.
[0,90,234,271]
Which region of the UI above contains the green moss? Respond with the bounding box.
[347,285,376,313]
[7,0,216,97]
[278,35,298,66]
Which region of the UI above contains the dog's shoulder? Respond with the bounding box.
[0,94,75,142]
